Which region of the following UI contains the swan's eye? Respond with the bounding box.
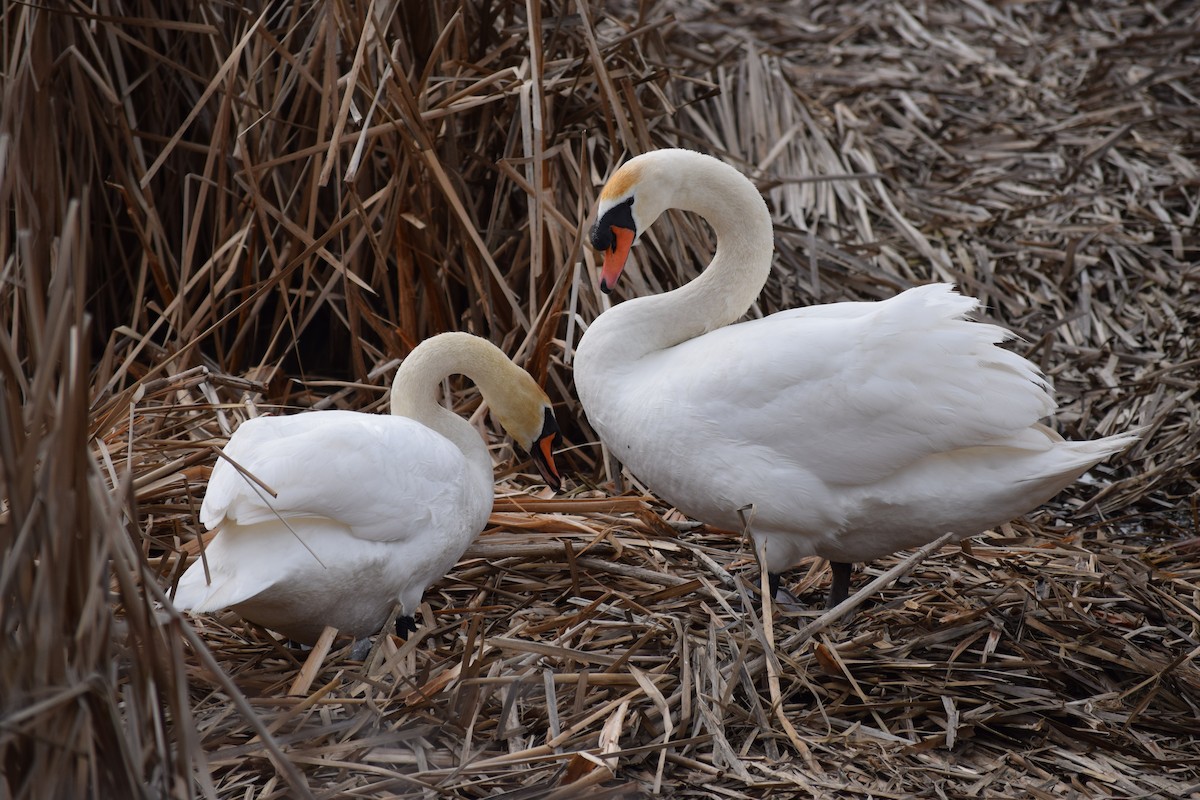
[590,197,635,251]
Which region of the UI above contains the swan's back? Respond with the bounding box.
[582,284,1136,565]
[174,411,492,642]
[201,412,481,541]
[597,285,1052,483]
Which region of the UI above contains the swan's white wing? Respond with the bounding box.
[648,284,1054,486]
[200,411,475,542]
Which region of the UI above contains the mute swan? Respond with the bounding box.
[173,332,563,648]
[575,148,1137,608]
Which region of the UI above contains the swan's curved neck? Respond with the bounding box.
[584,155,774,365]
[389,332,505,480]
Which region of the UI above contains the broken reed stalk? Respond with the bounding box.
[793,531,959,641]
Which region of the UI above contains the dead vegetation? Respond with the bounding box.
[2,0,1198,797]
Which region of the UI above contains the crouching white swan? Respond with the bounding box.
[574,148,1137,607]
[173,332,563,647]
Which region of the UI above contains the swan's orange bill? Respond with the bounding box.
[599,226,635,294]
[535,432,562,491]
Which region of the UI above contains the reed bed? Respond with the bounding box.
[2,0,1198,797]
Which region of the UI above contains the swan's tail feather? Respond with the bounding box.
[1025,429,1142,482]
[172,572,224,613]
[172,561,265,614]
[1071,429,1141,460]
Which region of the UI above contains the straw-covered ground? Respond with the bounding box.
[2,1,1198,797]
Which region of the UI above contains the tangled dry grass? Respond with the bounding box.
[2,0,1198,797]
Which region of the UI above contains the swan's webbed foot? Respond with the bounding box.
[396,615,418,639]
[758,571,803,613]
[348,638,372,662]
[827,561,853,608]
[753,571,783,614]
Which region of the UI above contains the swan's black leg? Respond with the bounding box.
[827,561,853,608]
[396,615,418,639]
[348,638,372,661]
[767,571,781,602]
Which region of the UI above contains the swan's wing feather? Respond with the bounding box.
[200,412,472,542]
[658,284,1054,485]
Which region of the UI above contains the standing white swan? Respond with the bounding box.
[173,332,562,648]
[574,148,1137,607]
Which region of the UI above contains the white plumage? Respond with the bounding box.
[575,149,1137,605]
[173,332,562,644]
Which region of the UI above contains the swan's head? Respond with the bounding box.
[490,374,564,492]
[393,332,565,492]
[590,150,762,294]
[590,151,686,294]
